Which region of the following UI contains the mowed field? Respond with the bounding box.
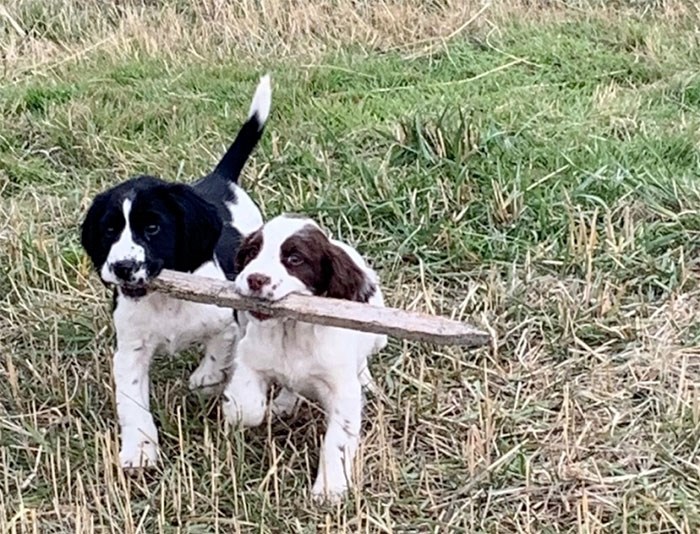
[1,1,700,532]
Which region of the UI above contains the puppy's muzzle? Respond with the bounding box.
[247,273,271,293]
[112,260,142,282]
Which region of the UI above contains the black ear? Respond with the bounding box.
[165,184,223,273]
[324,243,376,303]
[80,192,111,270]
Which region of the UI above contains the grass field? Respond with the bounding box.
[2,0,700,531]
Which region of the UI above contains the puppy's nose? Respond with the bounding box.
[247,273,271,293]
[112,260,138,281]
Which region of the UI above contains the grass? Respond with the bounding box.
[1,0,700,531]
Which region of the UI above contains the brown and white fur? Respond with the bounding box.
[222,214,387,503]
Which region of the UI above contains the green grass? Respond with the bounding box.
[2,1,700,532]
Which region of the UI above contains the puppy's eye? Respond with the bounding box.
[145,224,160,236]
[286,253,303,266]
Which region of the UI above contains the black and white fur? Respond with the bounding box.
[80,75,271,469]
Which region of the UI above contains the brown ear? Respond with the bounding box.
[324,243,376,303]
[235,229,263,274]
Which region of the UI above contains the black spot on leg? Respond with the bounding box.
[210,355,216,362]
[220,369,230,384]
[132,379,138,385]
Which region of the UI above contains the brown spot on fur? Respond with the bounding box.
[341,418,355,436]
[235,228,263,274]
[280,225,375,302]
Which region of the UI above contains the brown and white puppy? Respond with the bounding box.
[222,214,387,503]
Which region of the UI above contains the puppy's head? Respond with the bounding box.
[81,176,222,299]
[234,214,375,314]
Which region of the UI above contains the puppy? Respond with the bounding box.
[221,214,387,502]
[80,75,271,469]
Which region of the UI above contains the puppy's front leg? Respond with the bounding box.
[189,325,238,394]
[222,357,268,428]
[113,343,159,469]
[312,380,362,504]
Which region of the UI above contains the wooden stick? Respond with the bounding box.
[150,270,490,348]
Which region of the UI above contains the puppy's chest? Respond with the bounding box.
[246,323,327,394]
[115,294,233,353]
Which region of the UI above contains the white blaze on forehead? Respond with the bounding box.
[236,215,320,275]
[259,215,321,256]
[234,214,322,300]
[100,199,147,282]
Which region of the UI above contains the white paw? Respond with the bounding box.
[311,479,348,505]
[270,389,300,418]
[119,439,159,470]
[189,366,229,395]
[222,394,266,428]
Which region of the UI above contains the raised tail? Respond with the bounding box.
[213,74,271,183]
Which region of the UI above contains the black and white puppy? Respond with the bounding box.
[80,75,271,469]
